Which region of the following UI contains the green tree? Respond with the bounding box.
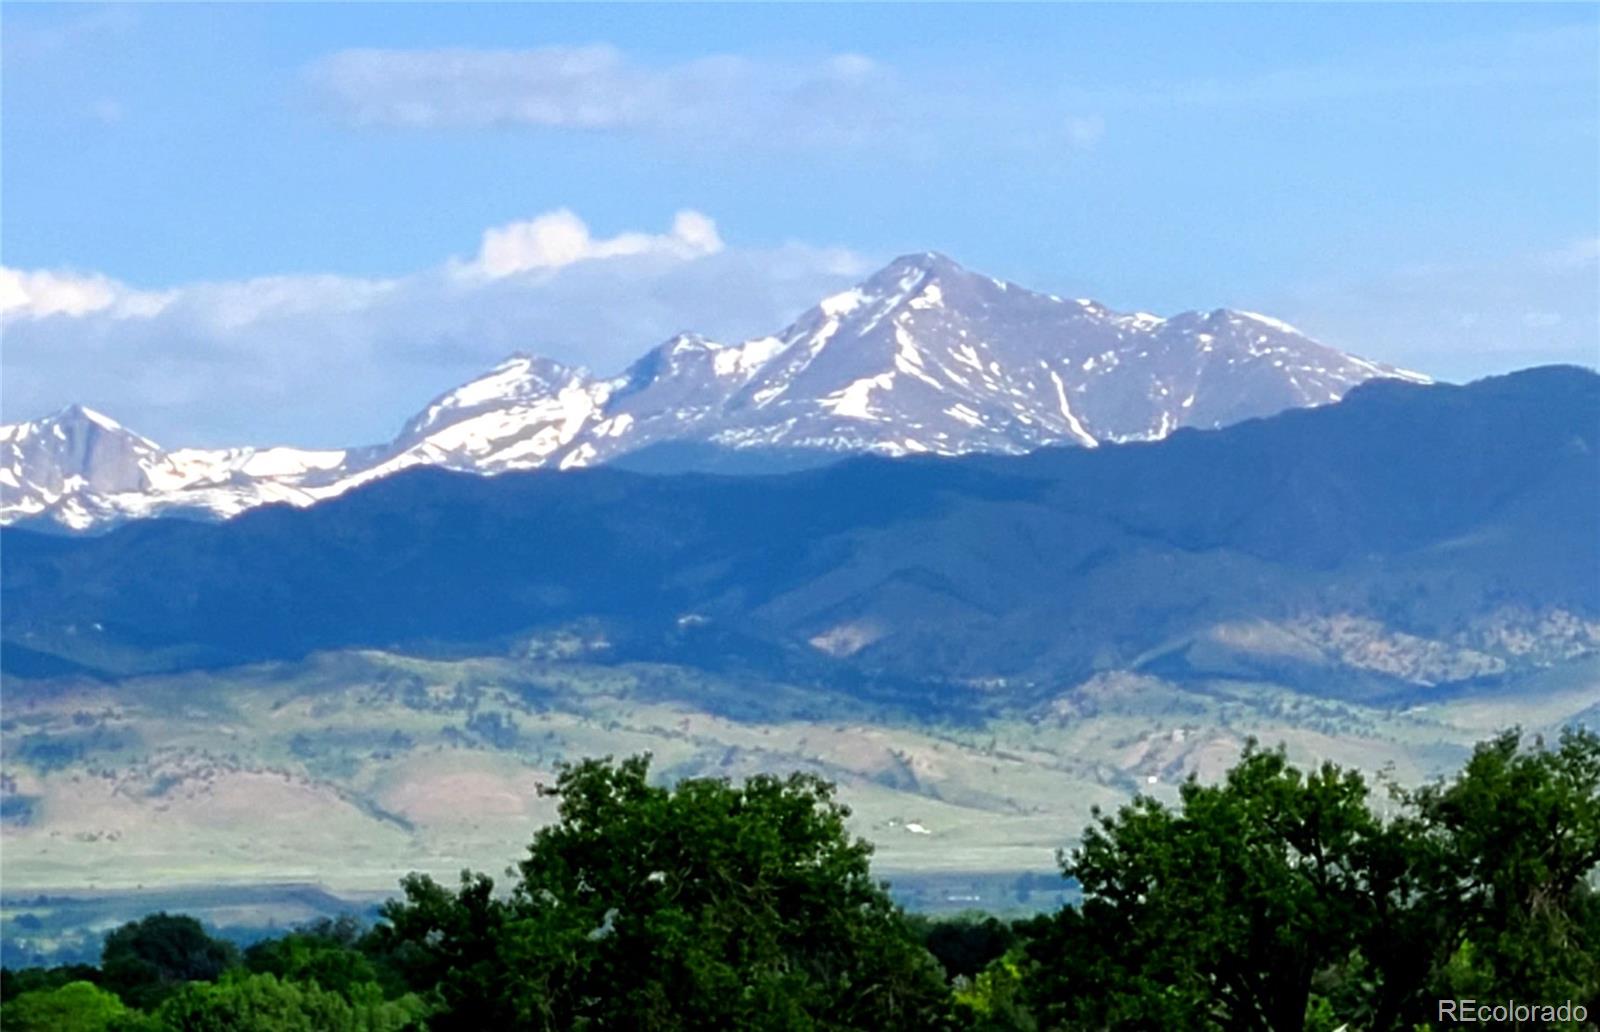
[1,964,103,1004]
[100,913,238,1011]
[155,973,423,1032]
[371,754,952,1030]
[244,918,383,998]
[954,951,1037,1031]
[2,980,130,1032]
[1025,744,1408,1031]
[907,912,1018,981]
[1408,728,1600,1014]
[1022,732,1600,1031]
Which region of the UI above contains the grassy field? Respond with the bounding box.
[3,649,1595,959]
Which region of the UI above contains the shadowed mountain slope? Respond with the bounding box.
[3,367,1594,699]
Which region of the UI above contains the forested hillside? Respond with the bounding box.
[6,368,1596,697]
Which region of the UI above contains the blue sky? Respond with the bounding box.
[3,3,1596,446]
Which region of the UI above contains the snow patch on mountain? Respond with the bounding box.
[824,374,896,420]
[1049,370,1099,448]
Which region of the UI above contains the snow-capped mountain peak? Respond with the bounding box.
[0,404,164,498]
[398,353,590,442]
[0,403,353,529]
[2,253,1431,531]
[57,403,135,435]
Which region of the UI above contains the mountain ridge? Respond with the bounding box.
[1,251,1429,531]
[4,365,1591,697]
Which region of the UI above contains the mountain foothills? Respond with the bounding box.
[0,252,1428,531]
[4,366,1595,697]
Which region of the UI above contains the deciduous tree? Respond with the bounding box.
[373,754,952,1030]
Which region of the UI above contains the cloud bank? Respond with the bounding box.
[1,210,872,448]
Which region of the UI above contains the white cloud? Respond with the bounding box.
[309,45,898,147]
[0,210,871,447]
[0,267,171,320]
[464,208,723,278]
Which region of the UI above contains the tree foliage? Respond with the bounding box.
[1408,728,1600,1009]
[3,980,131,1032]
[99,914,238,1011]
[1027,743,1392,1029]
[1023,729,1600,1030]
[371,754,951,1030]
[908,912,1018,982]
[243,917,383,998]
[155,973,423,1032]
[0,963,103,1004]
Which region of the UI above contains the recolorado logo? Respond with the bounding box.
[1439,999,1588,1024]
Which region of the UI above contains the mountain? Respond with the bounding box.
[5,366,1593,699]
[1,253,1428,531]
[3,367,1593,905]
[0,405,362,530]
